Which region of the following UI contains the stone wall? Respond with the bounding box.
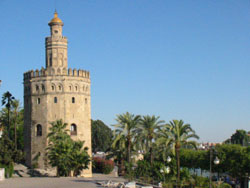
[24,72,92,177]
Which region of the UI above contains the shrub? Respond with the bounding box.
[93,157,114,174]
[218,183,232,188]
[0,163,14,178]
[135,160,165,183]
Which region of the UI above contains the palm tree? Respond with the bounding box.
[112,112,141,163]
[138,115,165,164]
[1,91,15,136]
[12,100,21,150]
[159,120,199,188]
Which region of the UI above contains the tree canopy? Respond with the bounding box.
[91,119,113,153]
[47,120,90,176]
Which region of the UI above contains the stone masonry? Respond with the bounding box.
[23,11,92,177]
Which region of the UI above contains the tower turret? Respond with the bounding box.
[46,11,68,73]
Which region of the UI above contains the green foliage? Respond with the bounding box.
[112,112,141,163]
[230,129,250,146]
[0,163,14,178]
[192,175,211,188]
[137,115,165,164]
[215,144,250,179]
[134,160,166,183]
[0,134,15,178]
[1,91,15,135]
[218,183,232,188]
[92,157,114,174]
[180,149,208,171]
[158,119,199,187]
[91,119,112,153]
[46,120,90,176]
[134,160,151,178]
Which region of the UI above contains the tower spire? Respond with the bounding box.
[46,11,68,70]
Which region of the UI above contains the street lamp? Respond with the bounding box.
[210,148,220,188]
[167,156,171,163]
[214,156,220,165]
[166,166,170,174]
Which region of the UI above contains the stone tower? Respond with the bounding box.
[23,11,92,177]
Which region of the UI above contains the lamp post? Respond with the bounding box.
[209,147,220,188]
[160,156,171,184]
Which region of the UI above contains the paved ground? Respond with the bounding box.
[0,174,126,188]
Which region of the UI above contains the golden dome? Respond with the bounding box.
[49,11,63,25]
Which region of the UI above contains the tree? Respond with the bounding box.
[0,104,24,151]
[180,149,208,174]
[138,115,165,164]
[112,112,141,163]
[91,119,113,153]
[47,120,90,176]
[11,100,21,150]
[159,120,199,188]
[215,144,250,187]
[0,134,15,177]
[1,91,15,136]
[230,129,250,146]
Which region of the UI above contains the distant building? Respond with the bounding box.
[198,142,222,150]
[23,12,92,177]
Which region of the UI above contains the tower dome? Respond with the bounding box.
[49,11,63,26]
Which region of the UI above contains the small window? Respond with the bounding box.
[42,85,45,92]
[36,85,39,91]
[54,30,58,34]
[36,124,42,136]
[70,124,77,135]
[72,97,75,103]
[69,86,72,91]
[59,86,61,90]
[54,97,57,103]
[37,98,40,104]
[52,86,55,91]
[85,98,87,104]
[75,86,78,91]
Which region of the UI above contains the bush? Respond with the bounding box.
[135,160,166,183]
[135,160,151,178]
[218,183,232,188]
[93,157,114,174]
[0,163,14,178]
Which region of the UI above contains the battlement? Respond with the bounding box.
[23,67,90,81]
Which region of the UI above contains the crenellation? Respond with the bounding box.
[24,68,90,81]
[73,68,77,76]
[68,68,72,76]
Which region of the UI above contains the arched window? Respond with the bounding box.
[42,85,45,92]
[69,86,72,91]
[72,97,75,103]
[52,85,55,91]
[70,124,77,135]
[85,98,87,104]
[75,86,78,91]
[36,85,39,91]
[36,124,42,136]
[54,97,57,103]
[59,85,61,91]
[37,98,40,104]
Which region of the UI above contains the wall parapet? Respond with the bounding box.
[23,67,90,81]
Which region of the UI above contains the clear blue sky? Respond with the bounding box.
[0,0,249,142]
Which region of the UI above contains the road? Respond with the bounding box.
[0,174,126,188]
